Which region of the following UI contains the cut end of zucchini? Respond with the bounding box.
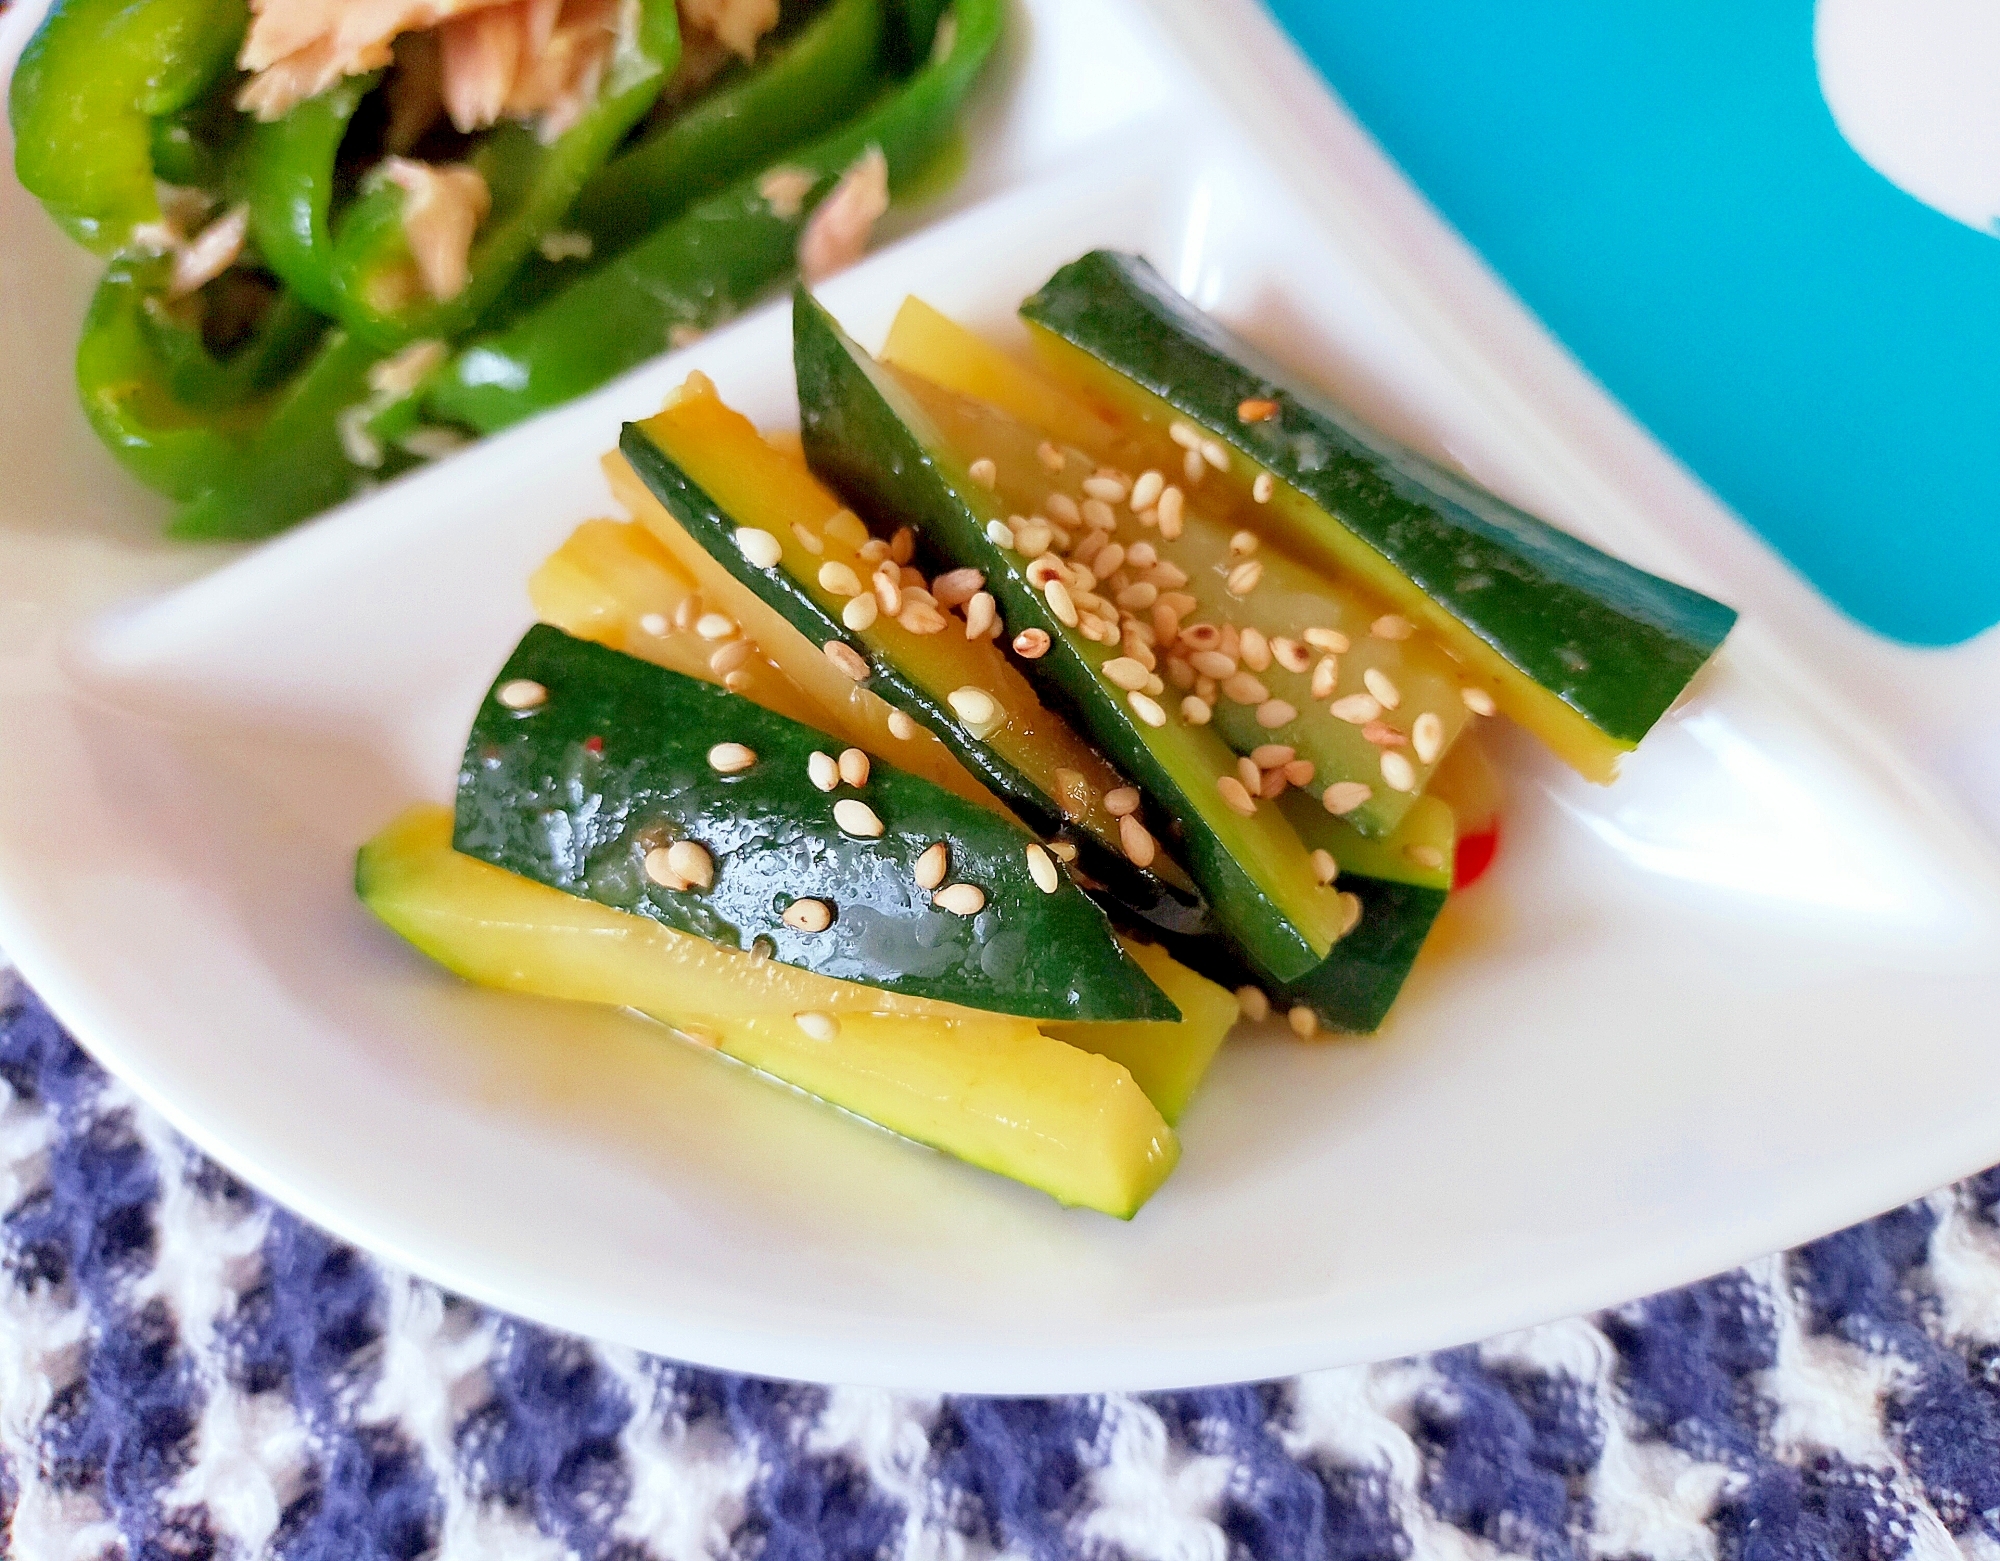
[1020,251,1738,782]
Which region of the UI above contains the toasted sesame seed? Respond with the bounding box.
[1156,486,1184,538]
[1217,774,1258,816]
[1037,440,1066,472]
[818,561,862,597]
[1094,542,1126,579]
[1267,637,1307,674]
[1380,751,1417,792]
[1083,474,1129,504]
[1253,472,1275,504]
[902,603,951,639]
[795,1010,840,1041]
[837,748,869,787]
[1310,658,1340,699]
[1330,693,1381,724]
[1225,559,1264,596]
[1190,650,1238,680]
[673,595,702,631]
[825,641,869,681]
[1025,554,1064,588]
[808,751,839,791]
[1127,470,1164,512]
[1239,628,1272,671]
[1011,627,1051,660]
[735,527,782,568]
[1169,420,1200,449]
[1256,699,1297,729]
[725,670,753,693]
[833,798,884,837]
[1362,720,1408,748]
[1128,690,1167,727]
[985,518,1017,550]
[642,847,686,890]
[1363,667,1401,710]
[1116,581,1159,611]
[497,678,546,711]
[707,742,757,773]
[874,571,903,617]
[842,592,879,631]
[1165,655,1194,689]
[1104,786,1141,817]
[789,521,824,555]
[695,612,737,641]
[1127,541,1158,569]
[1338,891,1364,937]
[914,842,948,889]
[1044,578,1079,627]
[1250,744,1295,768]
[1103,657,1150,692]
[1259,766,1288,800]
[1200,438,1230,472]
[1045,839,1078,865]
[1229,529,1260,558]
[891,525,916,564]
[1080,498,1117,532]
[1412,712,1444,765]
[1371,614,1413,642]
[858,538,891,565]
[1119,813,1157,867]
[934,882,986,915]
[1025,843,1059,893]
[964,591,998,640]
[1311,848,1339,885]
[948,686,1001,734]
[710,640,753,675]
[887,710,918,740]
[1180,622,1221,652]
[1322,781,1372,816]
[1236,985,1270,1021]
[1222,671,1269,705]
[1181,695,1213,725]
[1236,756,1263,794]
[1288,1004,1319,1039]
[1238,398,1280,423]
[1184,447,1206,483]
[1462,686,1497,716]
[1283,759,1315,787]
[1407,844,1447,872]
[1046,492,1080,525]
[968,457,997,488]
[639,613,669,636]
[783,897,833,932]
[1304,627,1350,653]
[666,839,714,889]
[933,567,984,608]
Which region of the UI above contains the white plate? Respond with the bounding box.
[5,0,2000,1393]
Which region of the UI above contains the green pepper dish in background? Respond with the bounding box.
[8,0,1000,540]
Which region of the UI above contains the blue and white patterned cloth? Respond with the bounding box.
[5,965,2000,1560]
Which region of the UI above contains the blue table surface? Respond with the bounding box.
[1266,1,2000,649]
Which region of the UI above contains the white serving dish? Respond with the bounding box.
[3,0,1999,1393]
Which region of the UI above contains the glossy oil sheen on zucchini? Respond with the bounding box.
[455,624,1175,1022]
[1020,250,1738,782]
[793,285,1346,983]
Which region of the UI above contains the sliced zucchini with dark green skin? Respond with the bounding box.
[1020,251,1738,784]
[616,383,1208,937]
[1158,794,1454,1035]
[793,285,1347,983]
[456,624,1177,1022]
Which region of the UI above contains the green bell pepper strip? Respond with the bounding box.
[571,0,885,255]
[428,0,1000,435]
[242,72,382,317]
[487,0,886,327]
[10,0,248,253]
[170,329,415,539]
[77,253,325,502]
[323,0,681,350]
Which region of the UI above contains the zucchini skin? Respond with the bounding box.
[1020,251,1738,765]
[618,419,1211,937]
[455,624,1177,1022]
[793,286,1342,984]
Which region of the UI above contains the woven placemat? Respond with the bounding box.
[3,968,1996,1559]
